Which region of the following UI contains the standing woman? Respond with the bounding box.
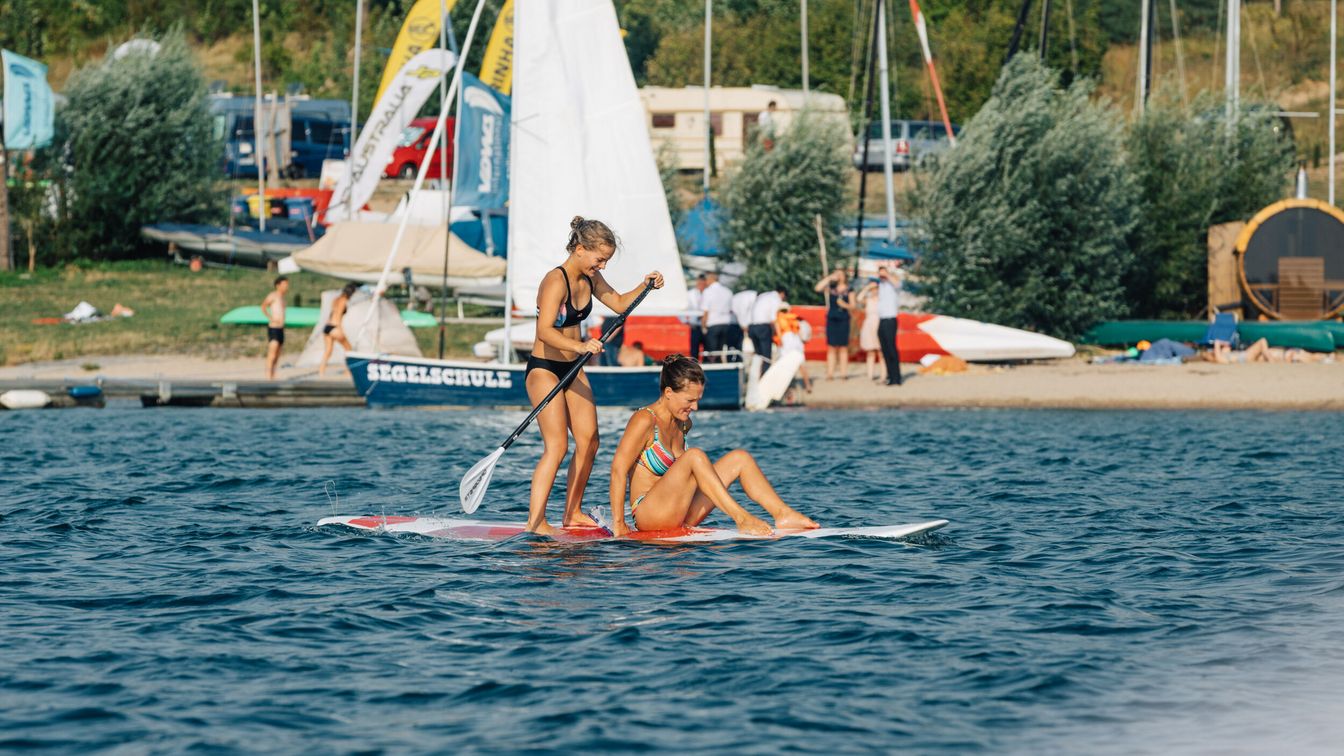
[526,216,664,535]
[857,279,884,381]
[815,269,855,380]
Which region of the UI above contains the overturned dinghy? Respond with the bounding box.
[901,313,1075,362]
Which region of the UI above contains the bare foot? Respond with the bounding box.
[527,520,557,536]
[734,515,773,536]
[562,510,599,528]
[773,511,819,530]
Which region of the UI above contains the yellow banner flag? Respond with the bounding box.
[374,0,459,106]
[478,0,514,95]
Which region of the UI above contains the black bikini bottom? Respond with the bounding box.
[525,354,584,380]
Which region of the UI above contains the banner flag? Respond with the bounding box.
[374,0,459,107]
[329,49,457,221]
[452,73,510,210]
[2,49,55,150]
[478,0,514,96]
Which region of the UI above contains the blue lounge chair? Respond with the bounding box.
[1201,312,1239,348]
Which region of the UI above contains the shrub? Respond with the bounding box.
[1125,95,1294,318]
[720,112,851,302]
[911,55,1138,339]
[57,29,224,261]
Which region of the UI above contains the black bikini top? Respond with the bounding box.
[541,266,593,328]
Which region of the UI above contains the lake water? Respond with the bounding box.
[2,406,1342,753]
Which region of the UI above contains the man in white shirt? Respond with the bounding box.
[747,286,784,361]
[684,274,708,360]
[877,264,902,385]
[701,272,736,363]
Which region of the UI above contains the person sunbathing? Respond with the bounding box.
[1205,338,1330,364]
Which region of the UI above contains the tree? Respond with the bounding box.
[58,29,224,261]
[1126,95,1295,318]
[911,55,1137,339]
[720,112,851,302]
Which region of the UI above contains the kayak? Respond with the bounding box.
[1082,320,1338,351]
[317,515,949,543]
[219,306,439,329]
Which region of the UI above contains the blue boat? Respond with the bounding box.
[346,352,744,410]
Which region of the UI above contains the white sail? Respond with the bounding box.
[509,0,689,314]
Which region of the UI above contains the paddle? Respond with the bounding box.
[459,279,658,514]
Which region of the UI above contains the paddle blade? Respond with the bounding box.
[460,447,505,514]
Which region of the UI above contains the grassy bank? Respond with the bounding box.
[0,260,493,367]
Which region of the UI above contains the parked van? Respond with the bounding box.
[209,94,350,179]
[639,85,850,173]
[852,119,960,171]
[382,117,456,180]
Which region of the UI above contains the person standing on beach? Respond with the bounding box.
[857,279,885,381]
[318,282,359,377]
[815,269,855,380]
[700,272,735,363]
[261,276,289,380]
[747,285,783,363]
[685,274,707,360]
[876,265,902,386]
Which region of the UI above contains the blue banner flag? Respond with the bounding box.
[2,49,55,150]
[453,73,510,210]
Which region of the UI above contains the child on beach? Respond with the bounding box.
[261,276,289,380]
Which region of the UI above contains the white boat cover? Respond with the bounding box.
[295,289,422,367]
[292,222,505,288]
[509,0,688,315]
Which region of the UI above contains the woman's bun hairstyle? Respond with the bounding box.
[660,353,706,393]
[566,216,619,254]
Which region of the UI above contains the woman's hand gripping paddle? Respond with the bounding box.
[459,280,658,514]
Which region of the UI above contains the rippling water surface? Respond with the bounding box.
[3,406,1343,753]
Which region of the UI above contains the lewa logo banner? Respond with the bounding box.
[328,48,457,221]
[452,73,510,210]
[2,50,54,150]
[374,0,458,106]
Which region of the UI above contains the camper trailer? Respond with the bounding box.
[639,85,850,173]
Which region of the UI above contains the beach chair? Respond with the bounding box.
[1201,312,1239,348]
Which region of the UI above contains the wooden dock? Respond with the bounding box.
[0,377,363,409]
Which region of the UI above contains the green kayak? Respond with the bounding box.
[1082,320,1338,351]
[220,306,439,329]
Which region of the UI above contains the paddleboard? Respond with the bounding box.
[747,350,805,410]
[220,306,438,329]
[316,515,948,543]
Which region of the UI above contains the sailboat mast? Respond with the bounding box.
[1136,0,1150,115]
[1225,0,1239,122]
[704,0,712,192]
[801,0,810,96]
[252,0,266,232]
[855,0,881,247]
[876,0,897,241]
[351,0,363,150]
[1331,0,1337,205]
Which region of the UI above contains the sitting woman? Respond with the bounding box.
[607,354,819,537]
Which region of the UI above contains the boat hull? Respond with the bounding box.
[346,352,743,409]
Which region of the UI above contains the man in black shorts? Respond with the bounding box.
[261,276,289,380]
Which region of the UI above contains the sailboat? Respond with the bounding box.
[345,0,745,409]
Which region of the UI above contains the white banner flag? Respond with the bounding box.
[327,48,457,222]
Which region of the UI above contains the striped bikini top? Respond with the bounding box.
[637,407,678,477]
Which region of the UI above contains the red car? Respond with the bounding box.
[383,117,455,179]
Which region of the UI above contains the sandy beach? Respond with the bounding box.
[3,354,1342,410]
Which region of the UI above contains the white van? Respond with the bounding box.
[640,85,851,172]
